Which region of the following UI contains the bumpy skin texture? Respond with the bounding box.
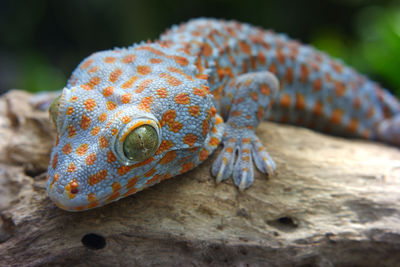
[46,18,400,211]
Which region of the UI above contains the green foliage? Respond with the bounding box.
[19,52,66,93]
[312,4,400,97]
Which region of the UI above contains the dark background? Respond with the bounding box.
[1,0,399,96]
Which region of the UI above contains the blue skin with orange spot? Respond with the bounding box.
[46,18,400,211]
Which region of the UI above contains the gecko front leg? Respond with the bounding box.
[212,71,279,190]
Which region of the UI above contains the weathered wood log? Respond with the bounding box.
[1,90,399,266]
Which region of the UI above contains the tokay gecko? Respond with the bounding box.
[46,18,400,211]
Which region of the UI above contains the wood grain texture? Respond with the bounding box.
[1,90,400,266]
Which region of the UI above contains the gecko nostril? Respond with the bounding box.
[81,233,106,249]
[70,188,79,194]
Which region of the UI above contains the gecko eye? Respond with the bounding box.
[123,125,159,162]
[49,96,61,127]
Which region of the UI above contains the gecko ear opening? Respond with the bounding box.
[49,95,61,127]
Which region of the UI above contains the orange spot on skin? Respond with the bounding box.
[146,174,163,185]
[135,79,152,93]
[80,115,91,130]
[199,148,209,161]
[99,136,108,149]
[88,170,108,186]
[107,151,117,163]
[231,110,242,117]
[260,84,270,95]
[83,98,96,112]
[62,143,72,154]
[280,94,291,108]
[285,67,294,84]
[159,73,182,86]
[52,153,58,169]
[109,68,123,83]
[104,56,116,63]
[106,101,117,110]
[67,162,77,172]
[239,41,251,54]
[242,138,251,144]
[160,151,176,164]
[88,66,99,74]
[295,93,306,110]
[122,76,139,89]
[144,168,156,178]
[66,107,74,115]
[126,177,138,189]
[183,134,197,147]
[169,121,183,133]
[122,116,131,124]
[91,126,100,136]
[122,54,136,64]
[112,182,121,192]
[277,49,285,64]
[268,63,277,74]
[88,202,99,209]
[313,79,322,92]
[107,191,120,202]
[257,51,266,65]
[86,153,96,165]
[334,82,346,97]
[313,101,324,116]
[157,88,168,98]
[102,86,114,97]
[193,86,209,97]
[203,43,212,57]
[249,92,259,102]
[257,106,264,120]
[87,193,96,202]
[137,96,154,111]
[180,162,194,174]
[330,109,343,125]
[98,113,107,122]
[121,93,132,104]
[150,58,163,64]
[353,97,361,109]
[137,65,152,75]
[347,118,359,133]
[202,119,209,136]
[300,64,309,83]
[362,129,371,139]
[111,128,118,135]
[215,115,223,125]
[175,93,191,105]
[209,137,220,146]
[366,107,374,118]
[76,143,89,156]
[80,58,93,70]
[173,56,189,66]
[188,105,200,117]
[156,140,174,155]
[68,125,77,138]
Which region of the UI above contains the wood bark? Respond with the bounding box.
[1,90,400,266]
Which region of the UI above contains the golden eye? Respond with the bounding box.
[123,125,158,162]
[49,96,61,127]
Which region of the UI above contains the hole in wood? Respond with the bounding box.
[81,233,106,250]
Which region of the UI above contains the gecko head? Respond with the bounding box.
[46,47,222,211]
[46,86,165,211]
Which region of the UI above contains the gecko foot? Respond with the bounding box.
[211,126,275,190]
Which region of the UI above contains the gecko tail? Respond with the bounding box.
[376,114,400,146]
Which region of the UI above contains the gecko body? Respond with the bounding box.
[47,18,400,211]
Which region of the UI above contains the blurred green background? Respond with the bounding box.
[0,0,399,97]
